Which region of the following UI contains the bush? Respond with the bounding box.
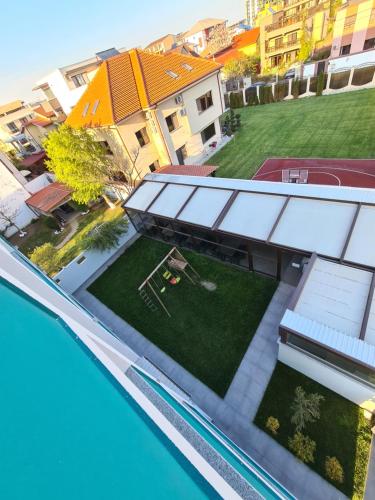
[266,416,280,435]
[274,82,288,101]
[30,243,60,275]
[325,456,344,484]
[258,85,273,105]
[43,216,60,230]
[229,91,244,109]
[288,432,316,463]
[291,386,325,432]
[330,70,350,89]
[245,88,258,106]
[83,217,128,252]
[352,65,375,86]
[315,72,326,96]
[292,79,300,99]
[299,79,308,95]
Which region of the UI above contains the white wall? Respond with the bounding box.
[25,172,54,194]
[0,153,37,235]
[53,220,139,293]
[40,70,88,115]
[278,342,375,411]
[328,49,375,72]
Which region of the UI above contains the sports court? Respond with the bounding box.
[253,158,375,188]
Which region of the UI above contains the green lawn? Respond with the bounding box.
[208,88,375,179]
[89,237,277,396]
[254,362,372,499]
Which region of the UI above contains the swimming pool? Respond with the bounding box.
[0,278,218,500]
[134,368,294,500]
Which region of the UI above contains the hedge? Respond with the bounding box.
[329,71,350,90]
[352,66,375,86]
[274,82,288,101]
[229,91,244,108]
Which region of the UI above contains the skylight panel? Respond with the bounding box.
[91,99,100,115]
[166,70,179,79]
[182,63,193,71]
[82,103,90,117]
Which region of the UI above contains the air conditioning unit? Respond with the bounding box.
[180,108,187,116]
[175,94,183,105]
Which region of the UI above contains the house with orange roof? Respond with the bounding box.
[208,28,260,65]
[66,48,225,181]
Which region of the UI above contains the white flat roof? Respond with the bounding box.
[124,175,375,269]
[178,187,232,227]
[270,198,357,258]
[294,258,372,338]
[344,205,375,268]
[148,184,195,218]
[219,192,287,240]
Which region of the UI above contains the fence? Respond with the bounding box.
[240,63,375,106]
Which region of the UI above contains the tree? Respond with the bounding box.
[206,24,232,56]
[298,19,313,63]
[291,386,325,432]
[266,416,280,435]
[0,202,25,236]
[288,432,316,463]
[44,124,141,205]
[83,217,128,252]
[223,55,259,79]
[30,243,60,275]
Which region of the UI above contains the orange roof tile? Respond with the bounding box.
[66,49,221,128]
[26,182,72,212]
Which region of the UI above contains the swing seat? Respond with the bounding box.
[169,277,177,285]
[175,276,181,284]
[160,287,166,293]
[163,270,171,280]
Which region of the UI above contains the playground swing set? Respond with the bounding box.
[138,247,200,317]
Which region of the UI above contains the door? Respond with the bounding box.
[176,146,185,165]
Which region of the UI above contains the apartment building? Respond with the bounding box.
[66,49,224,182]
[145,34,178,54]
[0,100,57,158]
[259,0,329,70]
[183,18,227,54]
[34,48,125,115]
[331,0,375,58]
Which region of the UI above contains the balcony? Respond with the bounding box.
[265,14,303,33]
[266,39,299,54]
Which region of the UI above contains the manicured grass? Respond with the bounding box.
[13,219,64,256]
[254,362,372,498]
[208,88,375,179]
[89,237,277,396]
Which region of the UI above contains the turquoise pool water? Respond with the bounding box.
[136,369,294,500]
[0,279,218,500]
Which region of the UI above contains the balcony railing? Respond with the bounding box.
[266,39,299,53]
[265,14,303,32]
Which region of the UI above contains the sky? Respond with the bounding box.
[0,0,244,104]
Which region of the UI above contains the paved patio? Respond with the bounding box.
[75,281,345,500]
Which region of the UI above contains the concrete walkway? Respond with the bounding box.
[56,217,79,249]
[75,282,345,500]
[365,438,375,500]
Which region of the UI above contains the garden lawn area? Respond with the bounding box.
[208,88,375,179]
[254,362,372,499]
[88,237,277,396]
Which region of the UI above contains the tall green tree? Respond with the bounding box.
[291,386,325,432]
[44,124,140,204]
[224,55,259,79]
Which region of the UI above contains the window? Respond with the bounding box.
[82,103,89,117]
[201,122,216,144]
[71,73,87,88]
[165,70,179,79]
[7,122,18,133]
[196,91,213,112]
[364,38,375,51]
[165,112,179,132]
[77,256,86,264]
[135,127,150,147]
[275,37,283,49]
[99,140,113,155]
[340,44,351,56]
[148,160,160,172]
[182,63,193,71]
[91,99,100,115]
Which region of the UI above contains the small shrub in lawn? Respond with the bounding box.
[325,456,344,484]
[291,386,324,432]
[83,217,128,252]
[288,432,316,463]
[235,113,241,129]
[266,416,279,435]
[316,72,325,96]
